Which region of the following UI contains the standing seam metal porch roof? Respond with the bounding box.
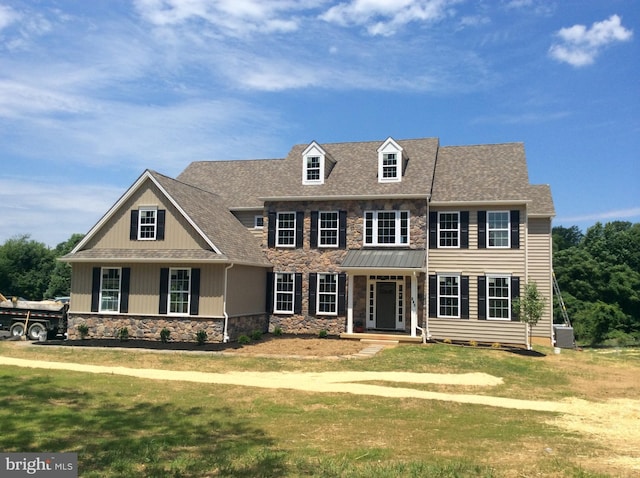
[341,249,426,270]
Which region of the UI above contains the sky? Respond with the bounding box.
[0,0,638,248]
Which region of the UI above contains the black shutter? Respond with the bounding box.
[294,273,302,314]
[477,276,487,320]
[310,211,318,248]
[477,211,487,249]
[266,272,274,314]
[190,268,200,315]
[429,211,438,249]
[295,211,304,248]
[460,211,469,249]
[461,275,469,319]
[308,273,317,316]
[510,210,520,249]
[338,273,346,315]
[159,268,169,315]
[91,267,100,312]
[338,211,347,249]
[120,268,130,313]
[130,210,139,241]
[267,212,276,248]
[157,210,166,241]
[511,276,520,321]
[428,274,437,318]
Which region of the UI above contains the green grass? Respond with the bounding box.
[0,342,634,477]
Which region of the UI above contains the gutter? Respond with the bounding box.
[223,263,234,343]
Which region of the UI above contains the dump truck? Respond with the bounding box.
[0,293,68,340]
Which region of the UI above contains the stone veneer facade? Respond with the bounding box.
[68,314,268,342]
[263,199,428,335]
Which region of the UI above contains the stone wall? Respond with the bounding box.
[68,313,268,343]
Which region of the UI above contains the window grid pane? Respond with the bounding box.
[319,211,338,246]
[317,274,337,314]
[275,273,294,313]
[277,212,296,246]
[306,156,320,181]
[139,209,157,239]
[364,211,409,246]
[100,268,120,312]
[169,268,190,314]
[488,276,510,319]
[439,212,459,247]
[377,211,396,244]
[438,275,459,317]
[488,212,509,247]
[382,153,397,178]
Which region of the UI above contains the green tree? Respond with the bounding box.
[45,233,84,298]
[552,225,583,252]
[0,235,55,300]
[514,280,546,350]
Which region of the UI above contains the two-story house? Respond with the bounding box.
[62,136,555,347]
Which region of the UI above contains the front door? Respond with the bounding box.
[376,282,396,329]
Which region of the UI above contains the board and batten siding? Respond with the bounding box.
[83,180,212,251]
[70,263,227,317]
[427,207,529,345]
[226,265,268,316]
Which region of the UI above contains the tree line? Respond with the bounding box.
[1,222,638,346]
[553,221,640,346]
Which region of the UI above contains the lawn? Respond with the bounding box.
[0,340,638,477]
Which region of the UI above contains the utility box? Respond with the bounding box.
[554,325,575,349]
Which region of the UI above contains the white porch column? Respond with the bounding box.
[410,273,418,337]
[347,273,354,333]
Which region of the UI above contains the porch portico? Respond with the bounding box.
[340,249,426,338]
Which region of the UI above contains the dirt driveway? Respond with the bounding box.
[1,349,639,474]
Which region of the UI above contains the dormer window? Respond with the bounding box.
[377,137,403,183]
[302,141,329,185]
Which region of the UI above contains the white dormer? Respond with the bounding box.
[377,137,404,183]
[302,141,328,185]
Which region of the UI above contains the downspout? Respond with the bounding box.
[223,263,234,343]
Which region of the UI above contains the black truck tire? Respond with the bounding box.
[28,322,47,341]
[10,322,25,337]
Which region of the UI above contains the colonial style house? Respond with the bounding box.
[63,136,555,347]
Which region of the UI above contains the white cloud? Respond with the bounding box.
[320,0,461,36]
[549,14,633,67]
[556,207,640,225]
[0,4,18,30]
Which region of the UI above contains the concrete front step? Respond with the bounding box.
[340,332,424,344]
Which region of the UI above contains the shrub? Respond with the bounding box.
[443,338,452,344]
[273,326,283,336]
[118,327,129,342]
[160,328,171,343]
[77,323,89,340]
[318,329,328,338]
[195,330,207,345]
[238,334,251,345]
[491,342,501,349]
[250,330,263,341]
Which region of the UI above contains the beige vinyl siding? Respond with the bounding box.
[429,318,526,345]
[527,217,553,339]
[232,210,264,238]
[70,263,226,316]
[226,265,267,316]
[84,179,211,250]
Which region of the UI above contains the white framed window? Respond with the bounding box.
[99,267,121,313]
[316,273,338,315]
[364,210,409,246]
[138,206,157,240]
[319,211,338,247]
[306,156,321,182]
[488,211,510,248]
[487,275,510,320]
[276,212,296,247]
[377,137,403,183]
[254,216,264,229]
[169,268,190,315]
[438,212,459,248]
[438,274,460,318]
[302,142,326,185]
[274,272,294,314]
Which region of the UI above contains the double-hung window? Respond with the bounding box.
[438,275,459,318]
[274,273,294,313]
[364,210,409,246]
[319,211,338,247]
[100,268,121,313]
[169,268,190,315]
[381,153,398,180]
[276,212,296,247]
[317,273,338,315]
[487,276,510,320]
[438,212,459,247]
[305,156,321,182]
[488,211,510,248]
[138,207,157,240]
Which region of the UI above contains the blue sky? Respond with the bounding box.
[0,0,638,247]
